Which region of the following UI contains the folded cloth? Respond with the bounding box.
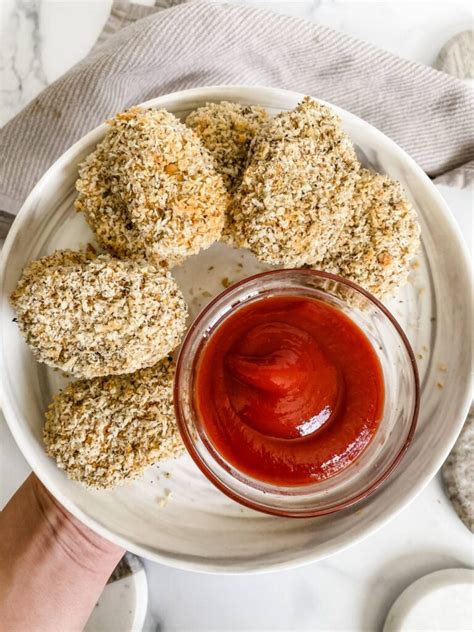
[0,0,472,215]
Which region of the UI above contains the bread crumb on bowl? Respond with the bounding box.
[186,101,268,194]
[10,249,188,378]
[76,107,229,267]
[319,168,420,298]
[226,97,360,267]
[43,358,183,489]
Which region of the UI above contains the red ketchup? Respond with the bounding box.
[194,296,384,486]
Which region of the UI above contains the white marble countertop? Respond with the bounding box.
[0,1,472,631]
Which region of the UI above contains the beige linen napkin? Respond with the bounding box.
[0,0,472,215]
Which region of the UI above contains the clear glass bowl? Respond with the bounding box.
[174,270,420,517]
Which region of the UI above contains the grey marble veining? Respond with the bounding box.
[0,0,47,126]
[442,407,474,533]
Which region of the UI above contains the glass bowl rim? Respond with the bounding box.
[173,268,420,518]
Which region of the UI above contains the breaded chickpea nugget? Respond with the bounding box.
[75,135,147,261]
[186,101,268,194]
[76,107,228,266]
[320,169,420,298]
[228,97,360,267]
[43,358,183,489]
[10,250,187,378]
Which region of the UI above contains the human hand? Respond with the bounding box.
[0,474,124,632]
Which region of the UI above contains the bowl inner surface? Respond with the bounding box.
[0,86,471,573]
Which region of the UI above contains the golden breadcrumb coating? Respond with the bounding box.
[186,101,268,194]
[75,107,228,266]
[43,358,183,489]
[226,97,360,266]
[75,139,147,261]
[11,250,187,378]
[320,168,420,298]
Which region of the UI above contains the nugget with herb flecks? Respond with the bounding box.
[186,101,268,194]
[43,358,183,489]
[320,168,420,298]
[11,250,187,378]
[76,107,228,266]
[227,97,360,267]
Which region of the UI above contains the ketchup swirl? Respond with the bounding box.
[194,296,384,486]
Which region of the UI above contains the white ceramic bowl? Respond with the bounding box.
[0,86,472,573]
